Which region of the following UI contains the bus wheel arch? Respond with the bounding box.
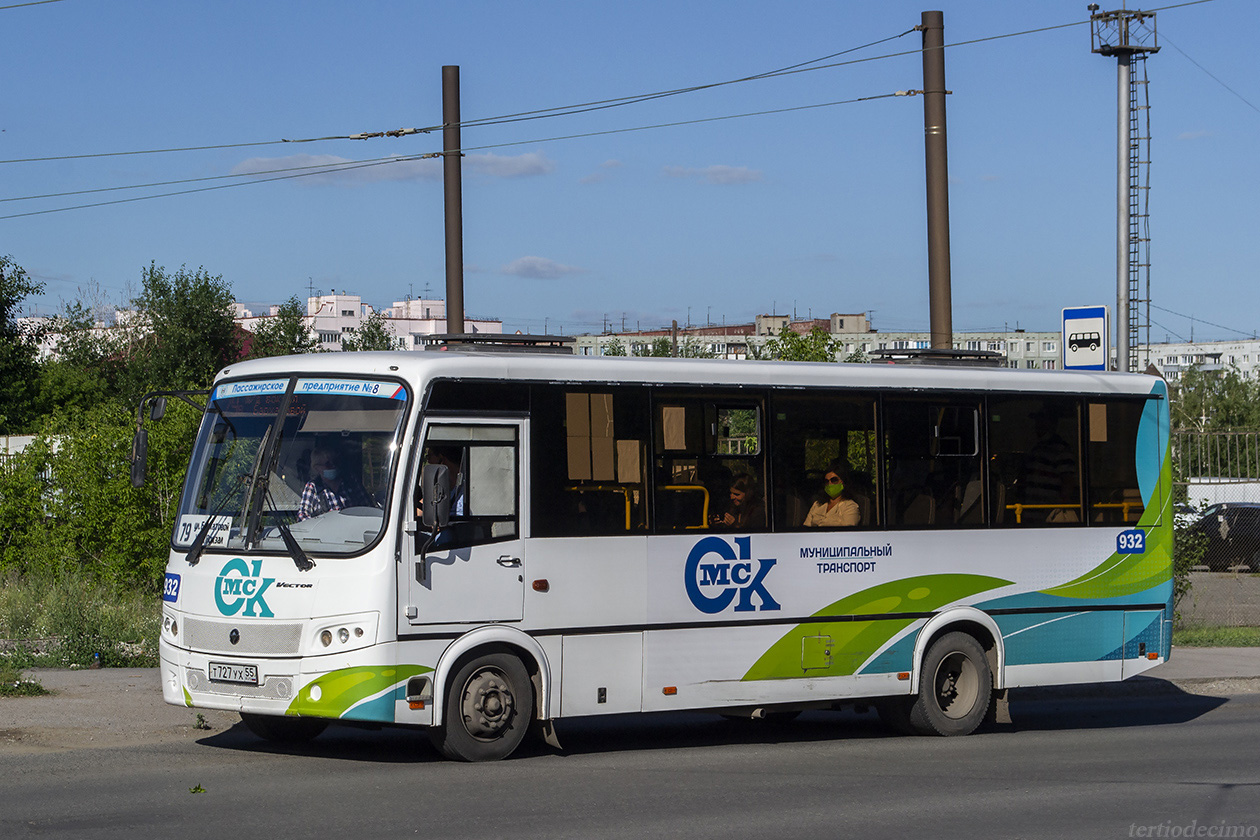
[429,650,534,761]
[907,630,993,736]
[879,611,1003,737]
[429,629,552,758]
[911,609,1004,694]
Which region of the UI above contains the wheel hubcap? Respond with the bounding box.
[933,652,979,720]
[460,668,516,740]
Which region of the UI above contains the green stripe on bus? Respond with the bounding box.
[742,573,1011,681]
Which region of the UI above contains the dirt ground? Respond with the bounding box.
[0,668,239,754]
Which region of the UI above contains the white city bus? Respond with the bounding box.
[154,351,1172,760]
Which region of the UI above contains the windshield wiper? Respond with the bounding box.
[241,424,273,549]
[186,478,244,566]
[265,488,315,572]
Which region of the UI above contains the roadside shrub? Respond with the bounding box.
[0,571,159,668]
[0,399,198,593]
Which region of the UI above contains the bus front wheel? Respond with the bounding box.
[907,632,992,736]
[240,712,328,744]
[430,653,534,761]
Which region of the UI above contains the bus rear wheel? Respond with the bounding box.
[240,712,328,744]
[430,653,533,762]
[907,632,992,736]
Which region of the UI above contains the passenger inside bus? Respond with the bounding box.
[802,460,860,527]
[713,473,765,530]
[297,442,374,520]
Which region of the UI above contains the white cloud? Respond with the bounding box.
[466,151,555,178]
[230,150,554,185]
[580,159,624,184]
[501,256,585,279]
[664,164,762,185]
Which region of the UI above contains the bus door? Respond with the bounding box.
[401,420,525,626]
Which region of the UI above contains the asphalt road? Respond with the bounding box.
[2,683,1259,840]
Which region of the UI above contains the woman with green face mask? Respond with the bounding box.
[803,459,860,528]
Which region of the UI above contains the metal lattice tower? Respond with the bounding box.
[1090,6,1158,372]
[1128,55,1153,370]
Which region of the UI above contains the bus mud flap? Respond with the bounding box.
[532,718,562,750]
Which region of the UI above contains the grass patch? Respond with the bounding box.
[0,662,49,697]
[0,571,160,669]
[1173,625,1260,647]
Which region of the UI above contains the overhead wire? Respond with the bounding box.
[0,154,437,221]
[1150,303,1257,340]
[454,28,919,130]
[0,0,65,9]
[1162,34,1260,116]
[0,31,915,166]
[1,2,1217,167]
[0,91,910,219]
[0,0,1221,219]
[0,153,436,204]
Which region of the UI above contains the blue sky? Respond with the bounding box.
[2,0,1255,341]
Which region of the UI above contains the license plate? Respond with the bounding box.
[208,662,259,685]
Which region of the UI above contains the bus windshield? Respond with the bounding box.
[173,376,409,556]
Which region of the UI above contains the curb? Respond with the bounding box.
[1013,675,1260,700]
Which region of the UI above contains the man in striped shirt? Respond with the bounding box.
[297,444,373,520]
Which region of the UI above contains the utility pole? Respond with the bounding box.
[442,65,465,335]
[920,10,954,351]
[1090,4,1158,372]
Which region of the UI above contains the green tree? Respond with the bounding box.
[35,299,128,418]
[125,263,240,401]
[248,296,319,358]
[341,310,400,351]
[342,312,400,352]
[0,255,47,432]
[601,338,627,356]
[678,338,716,359]
[633,337,673,357]
[0,399,198,591]
[1170,364,1260,431]
[759,326,842,362]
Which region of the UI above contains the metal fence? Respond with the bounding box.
[1174,430,1260,483]
[1173,429,1260,627]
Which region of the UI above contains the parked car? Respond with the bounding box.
[1184,502,1260,572]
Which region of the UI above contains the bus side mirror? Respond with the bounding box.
[150,397,167,421]
[421,463,451,530]
[130,427,148,488]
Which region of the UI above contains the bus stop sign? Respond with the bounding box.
[1062,305,1108,371]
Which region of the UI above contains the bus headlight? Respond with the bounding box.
[308,613,379,655]
[162,612,179,641]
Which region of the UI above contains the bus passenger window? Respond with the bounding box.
[652,396,766,533]
[1088,400,1148,524]
[530,386,650,537]
[988,397,1082,527]
[768,393,877,530]
[417,425,518,549]
[884,398,982,528]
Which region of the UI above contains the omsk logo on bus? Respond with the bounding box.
[214,558,275,618]
[685,536,781,614]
